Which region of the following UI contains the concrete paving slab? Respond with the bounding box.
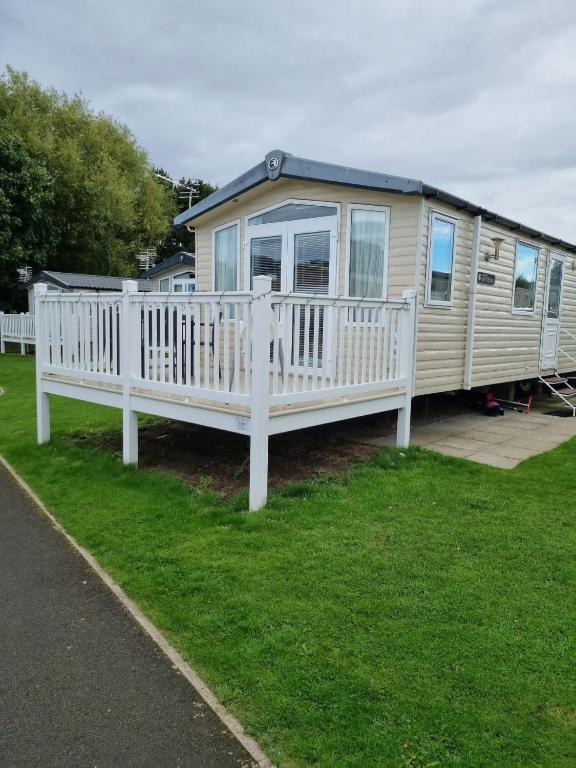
[429,445,474,458]
[344,404,576,470]
[485,443,542,460]
[432,436,501,453]
[506,435,561,451]
[466,452,520,469]
[456,429,512,445]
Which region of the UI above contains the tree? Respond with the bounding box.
[0,130,55,309]
[155,172,216,260]
[0,67,176,308]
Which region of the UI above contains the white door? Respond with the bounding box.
[245,205,338,374]
[540,254,564,370]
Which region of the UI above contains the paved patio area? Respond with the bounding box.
[348,408,576,469]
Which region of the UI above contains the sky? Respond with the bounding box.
[2,0,576,241]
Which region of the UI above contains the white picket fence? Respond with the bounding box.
[0,312,35,354]
[34,278,417,509]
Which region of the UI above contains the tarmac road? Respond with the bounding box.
[0,463,256,767]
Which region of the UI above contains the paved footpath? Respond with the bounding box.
[0,463,256,767]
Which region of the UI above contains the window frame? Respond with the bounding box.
[243,199,341,293]
[425,210,458,308]
[512,239,540,316]
[159,276,170,291]
[211,219,241,292]
[172,270,196,293]
[344,203,390,300]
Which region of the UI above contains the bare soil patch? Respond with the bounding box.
[77,418,383,495]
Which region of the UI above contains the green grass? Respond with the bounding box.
[1,354,575,767]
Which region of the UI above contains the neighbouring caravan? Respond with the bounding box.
[174,150,576,397]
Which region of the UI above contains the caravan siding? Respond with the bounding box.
[193,178,420,300]
[193,177,576,398]
[471,223,547,386]
[414,201,475,395]
[557,258,576,372]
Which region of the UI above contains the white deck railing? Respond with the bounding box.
[0,312,35,353]
[34,278,416,509]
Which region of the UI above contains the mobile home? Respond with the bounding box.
[175,150,576,397]
[32,151,576,509]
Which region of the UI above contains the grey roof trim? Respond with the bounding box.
[173,162,268,226]
[26,271,152,291]
[174,150,576,253]
[142,252,195,278]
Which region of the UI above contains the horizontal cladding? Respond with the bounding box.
[470,223,547,384]
[195,177,576,399]
[558,264,576,372]
[415,201,474,395]
[195,178,420,299]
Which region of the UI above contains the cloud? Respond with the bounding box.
[3,0,576,239]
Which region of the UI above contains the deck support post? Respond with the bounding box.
[34,285,50,443]
[121,280,139,465]
[396,290,417,448]
[20,313,26,355]
[0,312,4,354]
[249,276,272,511]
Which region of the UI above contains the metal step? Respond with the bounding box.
[553,388,576,398]
[539,374,576,415]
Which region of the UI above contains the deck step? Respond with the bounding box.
[542,375,570,385]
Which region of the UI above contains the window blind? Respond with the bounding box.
[250,236,282,290]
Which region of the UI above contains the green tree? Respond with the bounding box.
[0,67,175,307]
[0,129,55,310]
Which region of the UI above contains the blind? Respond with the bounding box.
[250,236,282,290]
[294,231,330,293]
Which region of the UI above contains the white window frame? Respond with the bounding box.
[425,210,458,308]
[512,239,540,316]
[212,219,241,292]
[159,276,170,291]
[172,270,196,293]
[344,203,390,299]
[243,199,341,293]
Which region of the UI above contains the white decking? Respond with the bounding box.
[0,312,35,353]
[34,278,416,508]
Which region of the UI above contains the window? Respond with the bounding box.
[513,242,539,312]
[427,213,456,305]
[214,222,239,291]
[347,206,389,298]
[294,231,331,294]
[173,271,195,293]
[547,259,563,319]
[159,277,170,291]
[250,235,282,290]
[248,202,337,226]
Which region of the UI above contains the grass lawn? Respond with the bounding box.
[1,354,575,767]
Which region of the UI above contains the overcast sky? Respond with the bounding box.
[2,0,576,240]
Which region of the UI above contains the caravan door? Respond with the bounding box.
[540,254,564,371]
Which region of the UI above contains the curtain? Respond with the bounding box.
[214,224,238,291]
[349,209,387,297]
